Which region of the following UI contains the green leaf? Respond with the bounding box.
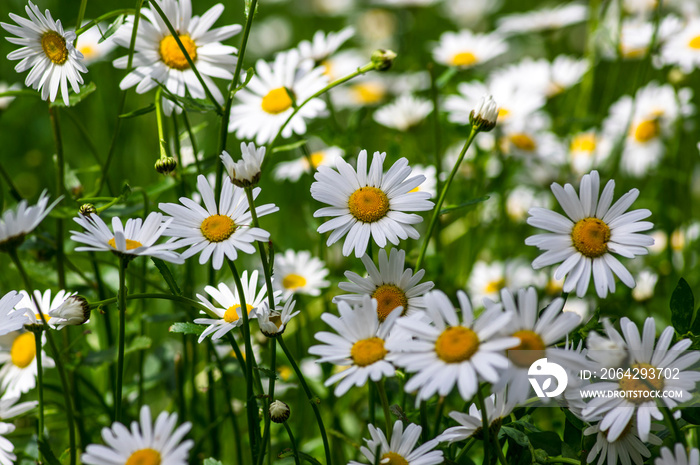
[119,104,156,118]
[271,139,308,154]
[100,15,125,43]
[151,257,181,295]
[49,82,97,108]
[502,426,530,447]
[528,431,562,456]
[255,366,278,380]
[671,278,694,334]
[170,322,204,335]
[439,196,490,215]
[203,458,223,465]
[38,439,61,465]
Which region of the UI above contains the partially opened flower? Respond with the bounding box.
[221,142,266,187]
[258,298,299,337]
[0,191,61,252]
[17,289,78,327]
[48,294,90,329]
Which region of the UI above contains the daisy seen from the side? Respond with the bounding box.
[220,142,266,187]
[349,421,443,465]
[0,191,60,252]
[258,298,300,337]
[432,30,507,69]
[273,249,330,301]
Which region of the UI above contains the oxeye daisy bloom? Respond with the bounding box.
[0,191,60,252]
[467,260,545,306]
[273,146,344,182]
[584,420,661,465]
[373,94,433,131]
[655,444,700,465]
[388,290,518,401]
[82,405,193,465]
[75,23,118,65]
[496,3,588,35]
[334,248,434,322]
[432,30,507,68]
[582,317,700,442]
[311,149,434,258]
[258,298,300,337]
[273,249,330,301]
[17,289,77,327]
[349,421,443,465]
[660,19,700,72]
[525,170,655,298]
[159,175,278,270]
[309,295,401,396]
[193,270,279,343]
[0,331,54,398]
[220,142,266,187]
[113,0,241,115]
[71,212,184,264]
[438,393,515,443]
[486,287,583,403]
[408,165,437,198]
[1,1,87,106]
[568,130,612,175]
[0,291,28,336]
[297,26,355,63]
[228,49,328,144]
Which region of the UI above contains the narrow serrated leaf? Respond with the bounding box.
[99,15,125,43]
[271,140,308,154]
[170,322,204,335]
[151,257,182,295]
[49,82,97,108]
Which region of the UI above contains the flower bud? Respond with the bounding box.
[155,157,178,175]
[269,400,290,423]
[49,295,91,330]
[371,49,397,71]
[79,203,97,216]
[221,142,265,188]
[469,95,498,132]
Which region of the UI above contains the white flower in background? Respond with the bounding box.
[506,186,551,223]
[273,146,344,182]
[631,270,658,301]
[496,3,588,35]
[0,191,61,251]
[584,420,662,465]
[0,82,19,110]
[582,317,700,442]
[611,17,681,60]
[335,248,434,321]
[333,76,389,108]
[273,249,330,300]
[246,16,293,57]
[562,297,593,323]
[491,56,589,98]
[438,393,515,443]
[229,49,328,144]
[322,49,365,82]
[408,165,437,197]
[526,170,654,298]
[71,212,184,264]
[82,405,193,465]
[655,444,700,465]
[586,318,629,370]
[373,0,439,6]
[0,331,54,398]
[297,27,355,62]
[311,150,433,257]
[113,0,241,115]
[373,94,433,131]
[441,0,503,28]
[311,0,356,16]
[467,260,546,306]
[568,130,612,175]
[0,395,36,420]
[1,1,87,105]
[432,30,507,68]
[0,292,26,336]
[660,19,700,72]
[309,296,401,396]
[258,298,300,337]
[349,421,443,465]
[75,22,118,65]
[499,114,564,162]
[159,175,278,270]
[220,142,266,187]
[388,290,518,401]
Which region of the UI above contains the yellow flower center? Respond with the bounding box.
[509,330,546,368]
[380,452,408,465]
[571,217,610,258]
[35,313,52,322]
[509,133,537,152]
[125,448,162,465]
[632,119,659,143]
[41,31,69,65]
[278,365,293,381]
[261,87,293,114]
[348,187,390,223]
[282,273,307,290]
[200,215,237,243]
[223,304,254,323]
[371,284,408,322]
[351,82,385,104]
[618,363,665,404]
[351,337,387,367]
[498,108,510,120]
[310,152,325,168]
[159,34,197,70]
[570,133,597,153]
[450,51,478,67]
[688,35,700,49]
[435,326,480,363]
[11,333,36,369]
[78,44,97,60]
[108,237,143,250]
[484,279,505,295]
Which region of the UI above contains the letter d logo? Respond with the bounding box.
[528,358,568,398]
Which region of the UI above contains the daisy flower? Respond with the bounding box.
[655,444,700,465]
[568,130,612,175]
[0,291,27,337]
[82,405,192,465]
[113,0,241,115]
[71,212,184,264]
[438,393,515,443]
[273,146,344,182]
[496,4,588,35]
[487,287,583,403]
[309,295,401,396]
[388,290,518,401]
[193,270,279,343]
[525,170,655,298]
[0,330,54,398]
[660,19,700,72]
[1,1,87,106]
[75,22,118,65]
[297,26,355,63]
[0,396,37,420]
[258,298,300,337]
[16,289,79,327]
[432,30,507,68]
[408,165,437,198]
[0,191,60,252]
[631,270,658,301]
[158,175,278,270]
[273,249,330,301]
[505,187,551,223]
[584,421,661,465]
[349,421,443,465]
[467,260,545,306]
[228,48,328,144]
[334,248,434,321]
[220,142,266,187]
[311,149,434,258]
[582,317,700,442]
[373,94,433,131]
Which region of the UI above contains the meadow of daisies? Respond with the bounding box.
[3,0,700,464]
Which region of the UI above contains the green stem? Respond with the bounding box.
[209,341,243,465]
[115,257,129,423]
[278,336,332,465]
[416,126,478,269]
[545,458,581,465]
[88,292,212,314]
[181,112,202,175]
[419,401,429,442]
[283,422,302,465]
[433,396,445,440]
[257,338,277,465]
[31,325,45,456]
[661,403,686,447]
[376,380,392,438]
[244,188,276,311]
[76,9,134,36]
[0,160,22,201]
[155,87,170,160]
[48,106,66,288]
[455,437,475,461]
[476,389,491,465]
[75,0,89,34]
